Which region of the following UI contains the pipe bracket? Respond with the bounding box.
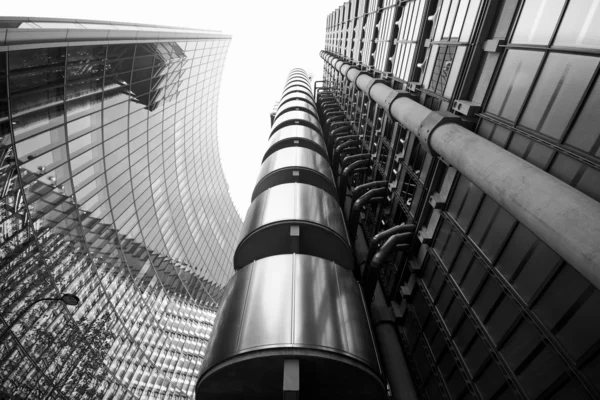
[384,90,412,114]
[417,111,463,157]
[364,78,385,100]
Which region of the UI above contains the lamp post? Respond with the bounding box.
[0,294,80,341]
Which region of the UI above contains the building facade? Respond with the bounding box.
[319,1,600,400]
[0,18,241,399]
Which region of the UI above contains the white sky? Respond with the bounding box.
[2,0,343,219]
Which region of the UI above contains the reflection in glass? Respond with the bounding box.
[519,54,598,140]
[0,35,241,399]
[486,50,544,122]
[554,0,600,49]
[511,0,565,45]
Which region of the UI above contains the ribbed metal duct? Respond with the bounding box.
[282,85,313,99]
[234,182,352,269]
[196,69,385,399]
[283,81,312,93]
[284,75,310,87]
[270,110,322,137]
[278,91,316,109]
[275,99,319,119]
[252,147,336,200]
[264,125,327,161]
[196,254,385,400]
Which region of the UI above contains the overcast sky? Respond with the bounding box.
[3,0,342,218]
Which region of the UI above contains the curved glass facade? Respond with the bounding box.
[0,19,242,399]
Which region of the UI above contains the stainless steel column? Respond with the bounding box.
[195,70,386,399]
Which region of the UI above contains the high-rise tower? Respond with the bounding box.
[317,1,600,399]
[0,18,241,399]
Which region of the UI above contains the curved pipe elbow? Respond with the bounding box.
[329,121,351,131]
[326,115,345,127]
[371,233,408,269]
[323,110,344,119]
[329,125,352,137]
[352,187,388,213]
[342,159,371,178]
[342,153,370,168]
[372,224,416,245]
[334,134,359,149]
[347,186,389,248]
[334,139,359,155]
[352,180,388,197]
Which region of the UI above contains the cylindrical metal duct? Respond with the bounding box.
[234,182,352,268]
[264,125,328,161]
[275,99,319,119]
[283,80,312,93]
[196,69,385,399]
[270,110,322,137]
[196,254,386,399]
[278,91,316,109]
[252,147,336,200]
[282,85,313,99]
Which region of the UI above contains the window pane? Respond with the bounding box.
[519,54,598,140]
[486,50,544,122]
[564,77,600,153]
[554,0,600,49]
[511,0,565,45]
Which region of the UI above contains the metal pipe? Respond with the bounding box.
[323,110,344,119]
[342,153,370,168]
[371,285,419,400]
[321,50,600,291]
[338,159,371,205]
[348,187,388,247]
[325,114,345,128]
[352,180,388,199]
[327,125,352,155]
[363,224,416,280]
[364,234,406,303]
[313,80,324,98]
[332,139,359,173]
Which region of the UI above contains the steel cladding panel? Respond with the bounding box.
[271,110,322,136]
[201,254,380,370]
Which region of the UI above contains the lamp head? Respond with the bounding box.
[60,294,80,306]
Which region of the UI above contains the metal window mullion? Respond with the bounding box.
[440,211,600,399]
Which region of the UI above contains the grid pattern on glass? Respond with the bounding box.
[422,0,480,97]
[0,36,241,399]
[483,0,600,204]
[391,0,426,82]
[344,0,358,59]
[360,0,380,66]
[1,17,219,35]
[419,174,600,398]
[373,0,400,73]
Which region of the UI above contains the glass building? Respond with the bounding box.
[315,0,600,399]
[0,18,242,399]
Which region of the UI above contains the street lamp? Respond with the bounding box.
[0,294,80,340]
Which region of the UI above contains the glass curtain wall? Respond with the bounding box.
[0,26,241,400]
